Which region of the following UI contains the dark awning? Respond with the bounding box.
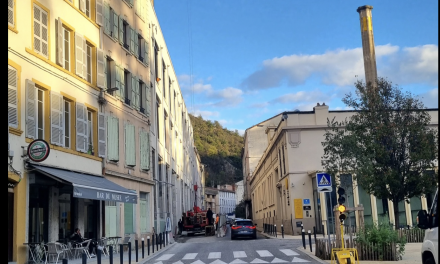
[30,164,137,204]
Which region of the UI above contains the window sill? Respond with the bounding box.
[8,25,18,34]
[25,48,99,91]
[9,127,23,136]
[123,102,133,110]
[107,160,119,165]
[104,32,118,43]
[136,58,148,68]
[63,0,100,29]
[121,45,131,56]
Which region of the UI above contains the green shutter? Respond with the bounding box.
[144,39,149,66]
[146,84,151,116]
[132,75,139,110]
[107,116,119,161]
[125,123,136,166]
[124,204,134,234]
[119,16,124,45]
[112,11,119,40]
[140,200,147,233]
[119,66,125,101]
[140,130,150,171]
[104,3,110,35]
[106,205,117,237]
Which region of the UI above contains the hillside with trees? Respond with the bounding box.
[189,114,244,187]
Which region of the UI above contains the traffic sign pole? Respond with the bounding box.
[327,192,331,253]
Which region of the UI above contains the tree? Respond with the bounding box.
[322,77,438,229]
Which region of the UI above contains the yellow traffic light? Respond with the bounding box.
[338,205,346,213]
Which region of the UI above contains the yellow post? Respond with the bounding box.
[340,222,344,249]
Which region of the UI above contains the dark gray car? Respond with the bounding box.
[231,219,257,240]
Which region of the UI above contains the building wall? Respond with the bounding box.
[235,180,244,204]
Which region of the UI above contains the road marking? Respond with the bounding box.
[209,260,227,264]
[250,258,268,263]
[183,253,198,260]
[172,261,184,264]
[157,254,174,260]
[279,249,299,256]
[190,260,205,264]
[291,257,310,262]
[153,262,163,264]
[256,250,273,257]
[270,258,288,263]
[229,259,247,264]
[233,251,247,258]
[208,252,221,259]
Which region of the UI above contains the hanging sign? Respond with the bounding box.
[27,139,50,162]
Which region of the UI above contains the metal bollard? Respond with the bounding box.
[97,248,102,264]
[159,233,162,249]
[308,230,312,252]
[147,236,150,256]
[142,238,145,258]
[120,244,124,264]
[135,239,138,262]
[322,224,325,237]
[82,252,87,264]
[152,234,155,253]
[163,232,166,247]
[109,245,113,264]
[62,259,68,264]
[313,226,317,244]
[274,224,277,238]
[281,224,284,238]
[128,241,131,264]
[166,231,168,245]
[301,229,306,249]
[156,234,158,251]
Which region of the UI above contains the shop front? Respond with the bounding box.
[27,163,137,243]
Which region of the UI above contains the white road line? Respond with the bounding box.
[209,260,227,264]
[229,259,247,264]
[250,258,268,263]
[183,253,198,260]
[291,257,310,262]
[233,251,247,258]
[172,261,184,264]
[279,249,299,256]
[256,250,273,257]
[208,252,222,259]
[270,257,288,263]
[157,254,174,260]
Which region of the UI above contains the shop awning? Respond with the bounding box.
[30,164,137,204]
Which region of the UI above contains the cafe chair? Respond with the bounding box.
[46,242,64,263]
[119,236,131,253]
[73,239,92,259]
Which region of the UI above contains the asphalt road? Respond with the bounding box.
[149,225,320,263]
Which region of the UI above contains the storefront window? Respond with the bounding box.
[29,185,49,243]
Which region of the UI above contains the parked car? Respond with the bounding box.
[231,219,257,240]
[417,188,438,264]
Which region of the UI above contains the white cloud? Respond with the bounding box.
[241,44,438,90]
[207,87,244,107]
[191,109,220,119]
[250,102,269,108]
[416,88,439,108]
[192,83,212,93]
[272,90,331,104]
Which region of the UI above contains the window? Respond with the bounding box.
[87,110,93,154]
[162,61,166,97]
[139,192,150,233]
[139,80,144,113]
[102,4,116,39]
[124,70,131,105]
[33,3,49,58]
[154,42,159,81]
[8,65,18,129]
[156,101,160,139]
[140,129,150,171]
[75,103,96,154]
[64,100,71,148]
[164,111,168,149]
[86,44,92,83]
[168,78,172,109]
[37,89,45,139]
[85,0,91,18]
[125,123,136,166]
[63,28,70,70]
[8,0,15,30]
[107,115,119,162]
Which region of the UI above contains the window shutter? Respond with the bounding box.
[104,2,110,35]
[134,32,139,59]
[124,204,134,234]
[98,112,106,158]
[107,116,119,161]
[140,200,147,233]
[130,27,135,54]
[135,0,139,16]
[79,0,86,12]
[114,64,120,99]
[33,5,48,58]
[56,18,64,66]
[96,0,103,26]
[146,84,151,116]
[132,75,139,110]
[106,205,117,237]
[83,38,87,80]
[97,48,106,88]
[76,102,87,152]
[118,17,124,45]
[119,66,125,102]
[112,11,119,40]
[8,66,18,129]
[103,56,108,89]
[125,123,136,166]
[143,39,149,66]
[50,91,64,146]
[75,32,84,78]
[140,130,150,171]
[25,79,37,139]
[8,0,14,27]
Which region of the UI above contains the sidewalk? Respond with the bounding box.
[259,231,423,264]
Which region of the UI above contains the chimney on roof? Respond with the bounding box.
[357,5,378,89]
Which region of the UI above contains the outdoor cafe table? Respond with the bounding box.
[23,242,46,264]
[105,236,121,253]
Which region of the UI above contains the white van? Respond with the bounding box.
[418,188,438,264]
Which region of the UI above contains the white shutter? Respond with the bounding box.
[83,38,88,80]
[104,2,110,35]
[130,27,136,54]
[113,11,119,40]
[132,75,138,109]
[76,103,87,152]
[140,130,150,170]
[98,112,106,157]
[25,79,37,139]
[97,48,106,88]
[8,0,14,27]
[33,4,48,58]
[107,115,119,161]
[56,18,64,66]
[134,31,139,58]
[96,0,103,26]
[50,91,64,146]
[140,200,147,233]
[125,123,136,166]
[75,32,84,78]
[105,206,117,237]
[119,16,124,45]
[120,66,125,102]
[146,84,151,116]
[79,0,86,12]
[8,66,18,129]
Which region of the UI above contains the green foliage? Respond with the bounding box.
[322,77,438,229]
[234,200,246,218]
[189,114,244,186]
[355,221,406,260]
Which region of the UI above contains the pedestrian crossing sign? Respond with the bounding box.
[316,172,332,193]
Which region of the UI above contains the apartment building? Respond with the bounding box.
[242,105,438,235]
[235,180,244,205]
[217,184,236,214]
[205,187,218,214]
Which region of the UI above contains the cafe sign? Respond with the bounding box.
[27,139,50,162]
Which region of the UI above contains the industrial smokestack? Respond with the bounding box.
[357,5,378,88]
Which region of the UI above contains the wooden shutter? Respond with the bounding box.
[25,79,37,139]
[96,0,103,26]
[130,27,135,54]
[146,84,151,116]
[83,38,88,80]
[8,0,14,27]
[107,116,119,161]
[8,66,18,129]
[114,64,120,99]
[132,75,139,110]
[112,11,119,40]
[140,130,150,171]
[124,204,134,234]
[33,4,48,58]
[129,0,134,6]
[56,18,64,66]
[75,32,84,78]
[125,123,136,166]
[79,0,86,12]
[105,205,117,237]
[119,66,125,102]
[76,103,87,152]
[103,2,110,35]
[98,113,106,158]
[140,200,147,233]
[143,39,149,66]
[118,16,124,45]
[50,91,64,146]
[97,48,106,88]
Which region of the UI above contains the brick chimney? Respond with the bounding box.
[357,5,378,88]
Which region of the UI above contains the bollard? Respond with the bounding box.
[97,248,102,264]
[142,238,145,258]
[274,224,277,238]
[163,232,166,247]
[120,244,124,264]
[147,236,150,256]
[159,233,162,249]
[156,233,158,251]
[135,239,138,262]
[281,224,284,238]
[322,224,325,238]
[128,241,131,264]
[301,229,306,249]
[62,259,68,264]
[313,226,317,244]
[109,245,113,264]
[166,231,168,245]
[82,252,87,264]
[308,230,312,252]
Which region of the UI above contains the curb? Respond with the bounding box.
[296,245,328,264]
[138,242,178,264]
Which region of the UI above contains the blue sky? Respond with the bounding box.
[155,0,438,135]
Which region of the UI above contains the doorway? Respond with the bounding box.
[28,185,49,243]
